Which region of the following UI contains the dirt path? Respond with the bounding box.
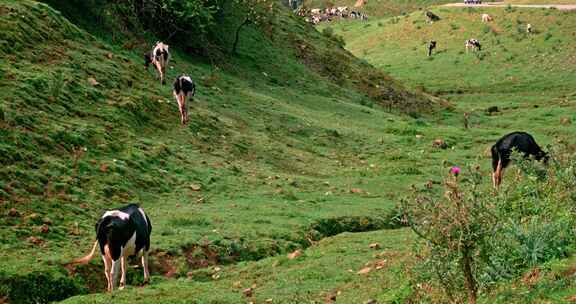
[443,2,576,10]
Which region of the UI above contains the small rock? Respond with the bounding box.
[350,188,363,194]
[368,243,381,250]
[105,53,113,59]
[375,259,387,270]
[87,77,99,86]
[190,184,202,191]
[486,106,499,114]
[40,224,49,234]
[243,287,253,298]
[432,139,447,149]
[287,249,302,260]
[357,267,372,275]
[8,208,19,217]
[415,134,423,139]
[325,293,337,303]
[27,236,44,246]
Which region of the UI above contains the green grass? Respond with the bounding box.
[2,0,576,302]
[0,0,435,302]
[61,229,415,303]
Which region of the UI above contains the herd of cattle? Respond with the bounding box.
[426,12,533,57]
[298,6,368,24]
[144,42,196,125]
[67,5,550,293]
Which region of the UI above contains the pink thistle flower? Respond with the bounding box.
[450,166,461,176]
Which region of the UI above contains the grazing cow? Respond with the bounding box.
[73,204,152,292]
[465,39,481,52]
[481,13,493,22]
[173,74,196,125]
[145,42,171,85]
[427,40,437,57]
[311,8,321,15]
[526,23,533,34]
[491,132,548,188]
[337,6,348,15]
[425,11,440,23]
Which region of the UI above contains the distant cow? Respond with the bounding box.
[491,131,548,188]
[465,39,481,52]
[427,40,437,56]
[73,204,152,292]
[527,23,533,33]
[481,13,493,22]
[145,42,171,85]
[173,74,196,125]
[425,11,440,23]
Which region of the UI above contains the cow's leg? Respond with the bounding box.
[494,159,503,188]
[177,95,185,125]
[102,254,112,292]
[154,62,163,84]
[182,96,188,124]
[141,250,150,284]
[119,254,127,290]
[110,259,120,292]
[161,65,166,85]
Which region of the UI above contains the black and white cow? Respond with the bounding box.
[145,42,171,85]
[465,39,481,52]
[427,40,437,57]
[425,11,440,23]
[173,74,196,125]
[73,203,152,292]
[491,131,548,188]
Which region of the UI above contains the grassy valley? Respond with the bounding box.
[2,0,576,303]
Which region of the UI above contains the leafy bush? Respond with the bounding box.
[404,150,576,303]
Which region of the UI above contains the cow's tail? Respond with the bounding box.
[71,240,99,264]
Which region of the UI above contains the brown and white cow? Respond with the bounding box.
[144,42,171,85]
[72,204,152,292]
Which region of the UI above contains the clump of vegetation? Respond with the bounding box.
[404,151,576,303]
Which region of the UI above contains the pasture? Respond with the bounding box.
[2,0,576,303]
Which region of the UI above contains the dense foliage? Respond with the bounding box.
[404,149,576,303]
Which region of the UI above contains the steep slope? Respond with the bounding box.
[0,0,436,303]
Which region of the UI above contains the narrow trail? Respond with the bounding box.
[443,2,576,10]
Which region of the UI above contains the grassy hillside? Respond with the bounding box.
[59,4,576,304]
[3,0,576,302]
[318,4,576,302]
[0,0,440,303]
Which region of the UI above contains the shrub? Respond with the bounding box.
[404,150,576,302]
